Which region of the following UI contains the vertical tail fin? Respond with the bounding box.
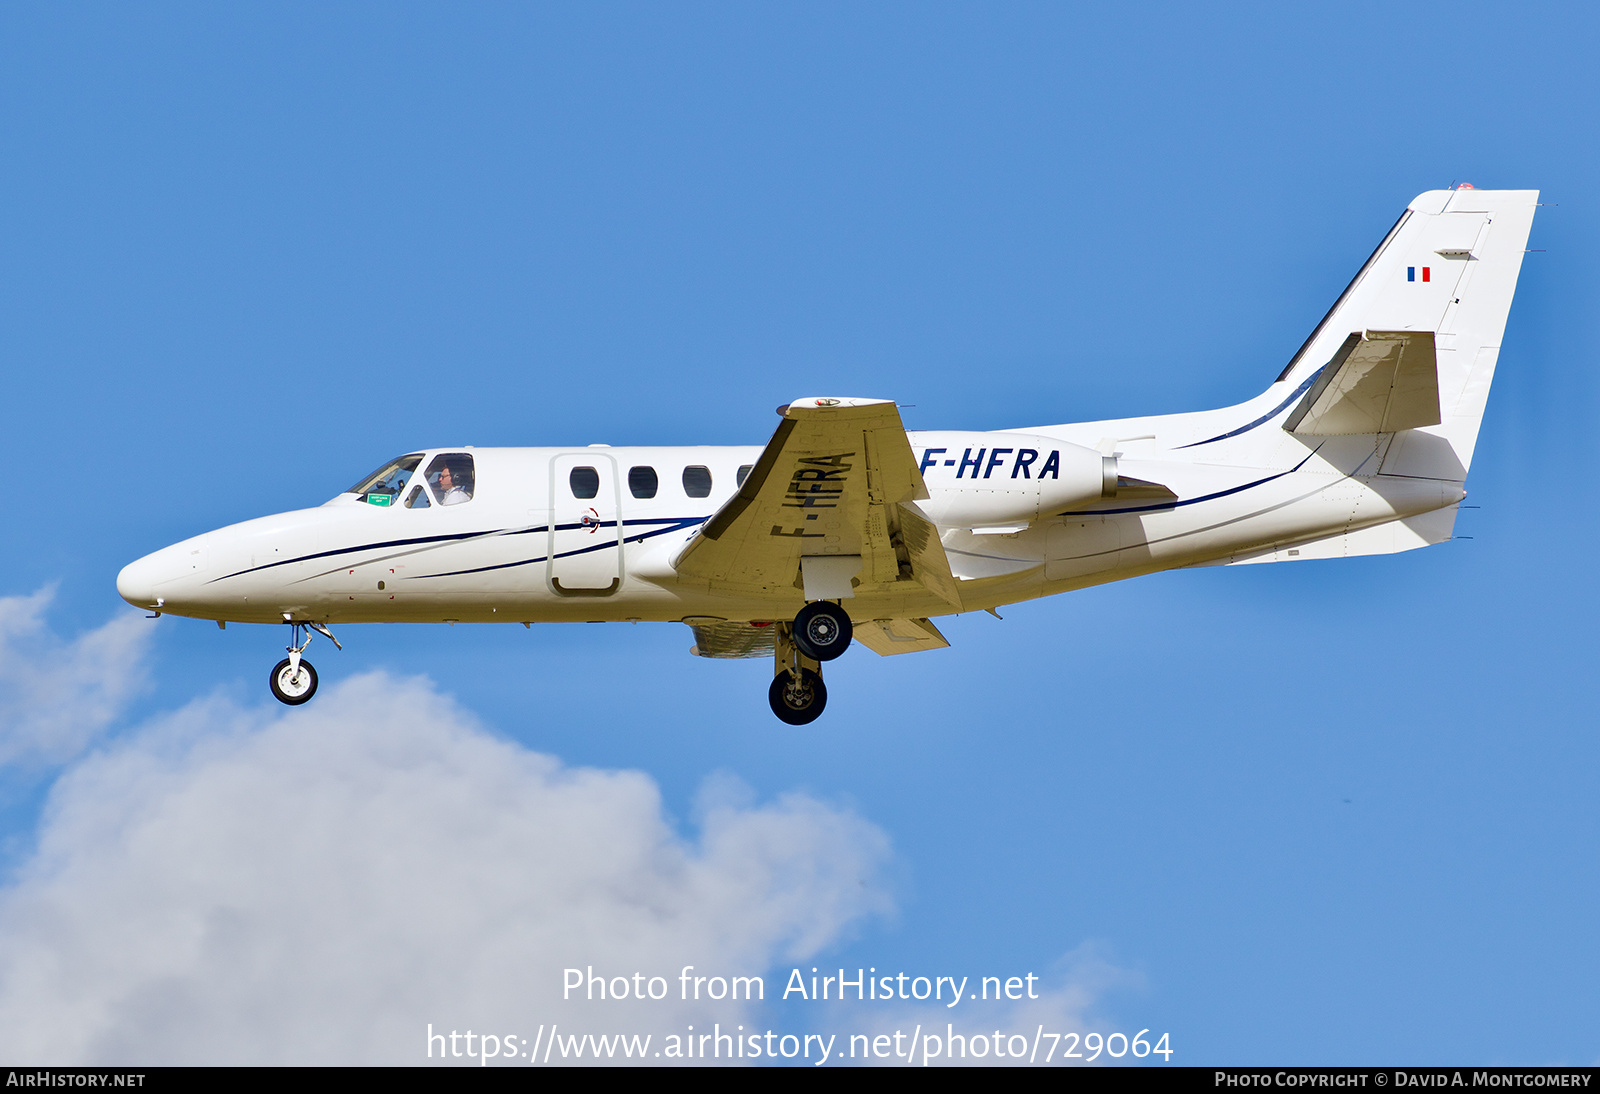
[1280,188,1538,479]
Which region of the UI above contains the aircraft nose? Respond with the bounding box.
[117,535,214,611]
[116,553,165,609]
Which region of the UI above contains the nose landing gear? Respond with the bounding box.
[269,620,340,706]
[270,656,318,705]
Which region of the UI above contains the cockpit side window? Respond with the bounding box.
[349,454,424,507]
[423,453,475,506]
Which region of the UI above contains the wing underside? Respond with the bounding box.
[673,398,961,611]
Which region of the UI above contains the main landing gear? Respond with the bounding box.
[768,602,852,725]
[269,620,341,706]
[792,601,853,661]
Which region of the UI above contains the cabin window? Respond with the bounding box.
[683,465,712,498]
[349,454,423,507]
[628,466,658,499]
[736,464,753,486]
[569,465,600,499]
[423,453,475,506]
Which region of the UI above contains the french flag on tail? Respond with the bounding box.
[1408,266,1430,282]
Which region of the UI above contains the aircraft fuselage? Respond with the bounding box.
[116,426,1462,628]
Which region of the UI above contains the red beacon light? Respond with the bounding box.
[1457,182,1476,189]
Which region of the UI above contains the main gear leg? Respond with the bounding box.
[769,622,827,724]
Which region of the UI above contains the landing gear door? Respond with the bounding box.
[548,454,623,596]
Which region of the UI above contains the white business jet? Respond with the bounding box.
[118,187,1537,723]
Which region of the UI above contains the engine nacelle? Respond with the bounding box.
[909,431,1112,530]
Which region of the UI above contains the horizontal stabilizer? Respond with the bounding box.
[1285,330,1440,436]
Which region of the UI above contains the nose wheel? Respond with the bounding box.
[270,620,340,706]
[270,657,318,704]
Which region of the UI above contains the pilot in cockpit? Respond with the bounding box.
[429,455,474,505]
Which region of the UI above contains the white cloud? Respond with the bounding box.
[0,603,1133,1067]
[0,673,894,1064]
[0,588,151,767]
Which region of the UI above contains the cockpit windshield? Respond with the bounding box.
[348,454,424,507]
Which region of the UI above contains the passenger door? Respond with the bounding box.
[548,453,623,596]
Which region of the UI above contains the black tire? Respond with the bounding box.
[792,602,853,661]
[768,668,827,725]
[269,657,318,705]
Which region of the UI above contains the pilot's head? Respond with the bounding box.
[437,459,473,495]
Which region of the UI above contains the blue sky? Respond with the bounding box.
[0,1,1595,1065]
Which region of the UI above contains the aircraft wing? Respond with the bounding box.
[673,397,960,608]
[853,617,950,655]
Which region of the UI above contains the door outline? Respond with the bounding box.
[548,453,624,597]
